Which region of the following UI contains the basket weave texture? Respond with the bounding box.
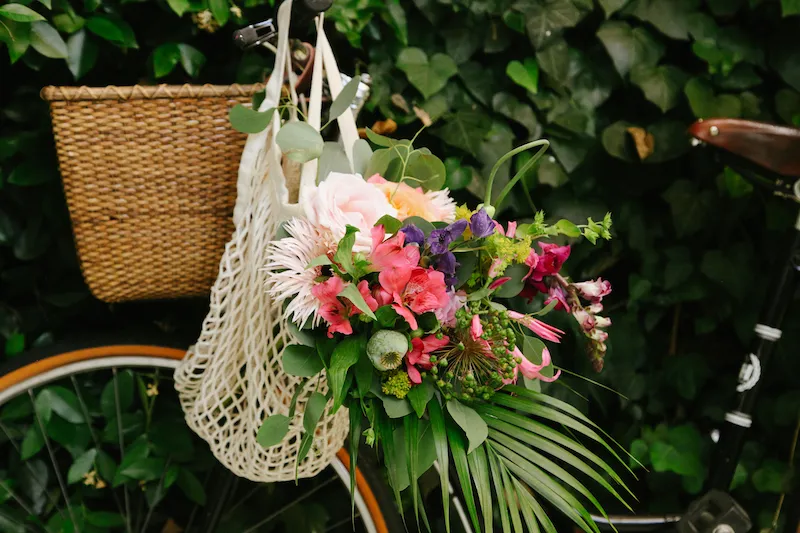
[42,84,265,303]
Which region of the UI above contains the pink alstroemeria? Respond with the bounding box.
[370,225,421,271]
[406,334,450,384]
[311,277,353,338]
[507,310,564,343]
[379,266,449,330]
[515,346,561,382]
[573,277,612,302]
[435,290,467,328]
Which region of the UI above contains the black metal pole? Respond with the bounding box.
[708,212,800,490]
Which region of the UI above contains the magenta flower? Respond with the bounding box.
[529,242,570,281]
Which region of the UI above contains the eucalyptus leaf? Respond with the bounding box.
[447,400,488,453]
[329,75,361,121]
[276,122,325,163]
[282,344,324,377]
[228,104,274,134]
[256,414,291,448]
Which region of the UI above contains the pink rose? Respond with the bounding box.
[367,174,455,222]
[303,172,397,252]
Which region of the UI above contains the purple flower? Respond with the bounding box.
[400,224,425,247]
[434,252,459,287]
[428,219,468,255]
[469,209,495,239]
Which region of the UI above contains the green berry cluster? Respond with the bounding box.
[381,369,412,399]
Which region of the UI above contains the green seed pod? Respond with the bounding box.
[366,330,408,371]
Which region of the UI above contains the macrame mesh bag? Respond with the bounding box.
[174,2,358,482]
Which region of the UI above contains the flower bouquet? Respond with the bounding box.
[261,129,631,532]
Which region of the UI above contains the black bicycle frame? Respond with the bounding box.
[708,209,800,490]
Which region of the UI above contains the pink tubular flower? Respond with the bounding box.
[370,225,421,271]
[379,267,449,330]
[523,249,539,280]
[406,334,450,384]
[507,310,564,343]
[516,346,561,382]
[311,277,352,338]
[573,278,612,302]
[493,220,518,238]
[489,277,511,290]
[470,315,483,339]
[572,308,595,332]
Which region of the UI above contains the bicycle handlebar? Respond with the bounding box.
[233,0,333,50]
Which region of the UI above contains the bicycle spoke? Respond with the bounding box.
[0,420,66,522]
[241,474,340,533]
[206,469,236,533]
[0,476,40,521]
[324,512,363,532]
[29,389,80,532]
[185,467,215,533]
[113,368,133,533]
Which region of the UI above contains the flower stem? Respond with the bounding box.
[484,139,550,209]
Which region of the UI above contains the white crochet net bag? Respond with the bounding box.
[174,1,359,482]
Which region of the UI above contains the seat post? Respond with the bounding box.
[708,205,800,491]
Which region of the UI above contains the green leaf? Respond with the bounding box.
[0,19,31,63]
[631,65,688,113]
[406,381,434,418]
[447,400,488,454]
[625,0,699,40]
[404,416,422,521]
[365,128,399,148]
[468,445,493,533]
[318,142,352,181]
[37,386,84,423]
[0,4,45,22]
[66,29,97,80]
[338,284,376,320]
[375,214,402,234]
[4,333,24,356]
[783,0,800,16]
[536,38,569,87]
[662,179,714,237]
[209,0,229,25]
[629,439,649,469]
[228,104,274,134]
[303,392,328,434]
[599,0,630,17]
[329,335,366,412]
[329,76,361,121]
[178,44,205,77]
[86,16,125,45]
[446,417,481,532]
[433,110,492,155]
[21,425,44,459]
[282,344,324,377]
[276,122,325,163]
[428,399,450,532]
[348,405,361,519]
[30,21,67,58]
[119,457,166,481]
[493,263,529,298]
[177,468,206,504]
[257,414,290,448]
[555,219,581,237]
[100,370,134,419]
[333,225,358,277]
[8,159,56,186]
[396,48,458,99]
[379,390,413,418]
[53,11,85,33]
[166,0,190,16]
[518,0,583,48]
[152,43,180,78]
[352,139,372,176]
[721,167,753,198]
[406,152,446,191]
[506,58,538,94]
[353,353,373,398]
[596,21,664,77]
[684,77,742,118]
[488,448,512,533]
[492,93,540,137]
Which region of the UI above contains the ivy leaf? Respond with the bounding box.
[152,43,180,78]
[596,21,664,77]
[0,4,45,22]
[66,29,97,80]
[662,180,714,237]
[720,167,753,198]
[684,77,742,118]
[598,0,630,17]
[505,57,539,94]
[630,65,688,112]
[276,122,324,163]
[8,159,56,186]
[446,400,488,453]
[537,155,569,187]
[5,333,25,356]
[770,28,800,92]
[492,93,540,137]
[624,0,700,41]
[629,439,648,469]
[517,0,583,48]
[459,61,496,105]
[536,39,569,87]
[601,120,636,161]
[30,21,67,58]
[178,44,205,77]
[433,110,492,155]
[396,48,458,99]
[443,22,483,64]
[282,344,324,377]
[256,414,291,448]
[775,88,800,125]
[209,0,229,25]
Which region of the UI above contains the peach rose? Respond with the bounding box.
[302,172,397,252]
[367,174,456,223]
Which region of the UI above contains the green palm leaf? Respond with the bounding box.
[487,446,512,533]
[446,418,481,532]
[513,477,553,533]
[427,399,451,532]
[498,455,524,532]
[467,444,493,533]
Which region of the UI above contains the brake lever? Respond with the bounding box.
[232,0,333,50]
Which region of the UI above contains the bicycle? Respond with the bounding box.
[592,118,800,532]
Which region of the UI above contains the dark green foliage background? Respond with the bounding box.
[2,0,799,528]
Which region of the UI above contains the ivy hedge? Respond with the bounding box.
[1,0,799,528]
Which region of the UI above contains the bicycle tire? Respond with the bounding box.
[0,336,404,533]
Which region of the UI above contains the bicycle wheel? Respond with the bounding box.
[0,338,403,533]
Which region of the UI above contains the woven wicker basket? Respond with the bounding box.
[42,84,265,303]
